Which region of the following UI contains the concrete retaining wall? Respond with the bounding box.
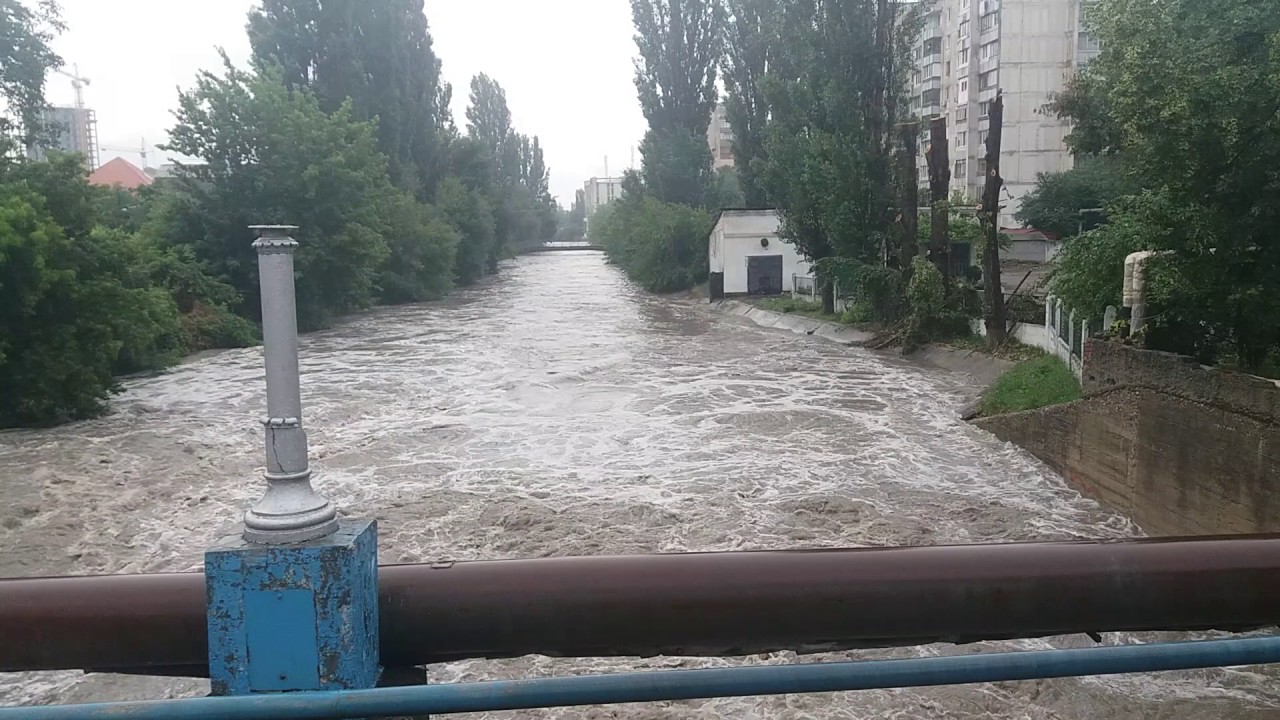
[975,341,1280,535]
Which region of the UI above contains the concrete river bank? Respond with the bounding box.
[1,251,1276,718]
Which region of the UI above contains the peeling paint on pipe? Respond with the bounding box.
[2,536,1279,676]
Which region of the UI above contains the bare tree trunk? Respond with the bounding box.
[982,91,1008,346]
[924,116,950,281]
[900,122,920,272]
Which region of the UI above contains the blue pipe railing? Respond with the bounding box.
[4,635,1278,720]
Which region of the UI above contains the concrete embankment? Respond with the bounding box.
[974,340,1280,535]
[712,300,1012,391]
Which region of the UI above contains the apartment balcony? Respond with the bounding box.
[922,104,943,119]
[919,76,943,93]
[978,85,999,103]
[919,50,943,69]
[979,54,999,73]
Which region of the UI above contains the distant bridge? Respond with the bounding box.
[524,242,603,252]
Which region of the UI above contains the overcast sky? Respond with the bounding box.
[48,0,647,204]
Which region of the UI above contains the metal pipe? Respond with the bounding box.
[242,225,337,544]
[2,536,1280,674]
[4,635,1280,720]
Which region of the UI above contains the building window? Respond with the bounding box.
[979,129,990,145]
[978,158,988,177]
[1079,32,1101,54]
[959,18,970,38]
[980,40,999,59]
[957,106,968,123]
[957,131,967,147]
[980,100,991,117]
[980,70,998,89]
[955,159,967,178]
[922,88,942,107]
[945,61,951,77]
[923,37,942,56]
[959,47,970,66]
[980,12,999,32]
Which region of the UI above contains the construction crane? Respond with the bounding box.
[101,138,149,168]
[55,64,90,110]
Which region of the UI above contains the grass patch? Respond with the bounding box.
[980,354,1082,416]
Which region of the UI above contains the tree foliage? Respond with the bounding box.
[248,0,449,195]
[0,149,248,427]
[631,0,724,207]
[1049,0,1280,370]
[593,195,713,292]
[158,60,395,330]
[756,0,917,310]
[721,0,772,206]
[0,0,62,145]
[1015,156,1135,239]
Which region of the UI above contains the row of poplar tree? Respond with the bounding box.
[606,0,1280,375]
[597,0,997,344]
[0,0,558,427]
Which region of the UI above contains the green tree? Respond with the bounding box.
[759,0,914,312]
[594,194,713,292]
[721,0,773,206]
[465,73,513,168]
[0,159,196,426]
[1014,156,1134,239]
[435,175,495,286]
[158,60,395,330]
[1050,0,1280,370]
[247,0,448,195]
[0,0,63,145]
[374,189,459,304]
[631,0,724,207]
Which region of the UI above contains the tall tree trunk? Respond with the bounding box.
[925,116,951,280]
[982,91,1008,347]
[899,122,920,272]
[821,276,836,315]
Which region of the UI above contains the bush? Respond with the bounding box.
[183,303,260,351]
[595,195,713,292]
[0,190,186,426]
[817,258,903,323]
[980,355,1082,416]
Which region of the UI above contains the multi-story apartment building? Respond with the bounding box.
[910,0,1099,224]
[707,102,735,170]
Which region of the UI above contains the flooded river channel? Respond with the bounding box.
[1,252,1276,718]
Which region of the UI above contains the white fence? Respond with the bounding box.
[971,294,1117,380]
[792,274,817,301]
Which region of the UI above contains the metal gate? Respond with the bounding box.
[747,255,783,295]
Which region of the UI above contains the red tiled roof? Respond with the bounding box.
[88,157,154,190]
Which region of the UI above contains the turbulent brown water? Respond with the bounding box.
[1,251,1277,717]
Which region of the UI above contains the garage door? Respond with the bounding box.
[747,255,784,295]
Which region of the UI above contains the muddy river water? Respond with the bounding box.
[1,252,1276,718]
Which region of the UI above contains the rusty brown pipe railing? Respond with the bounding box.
[2,536,1279,676]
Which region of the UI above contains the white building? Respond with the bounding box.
[707,102,735,170]
[910,0,1099,223]
[583,176,623,217]
[708,209,812,297]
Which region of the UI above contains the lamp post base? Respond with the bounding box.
[206,519,380,696]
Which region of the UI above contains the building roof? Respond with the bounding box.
[88,157,154,190]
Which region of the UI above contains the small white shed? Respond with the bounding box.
[708,209,812,297]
